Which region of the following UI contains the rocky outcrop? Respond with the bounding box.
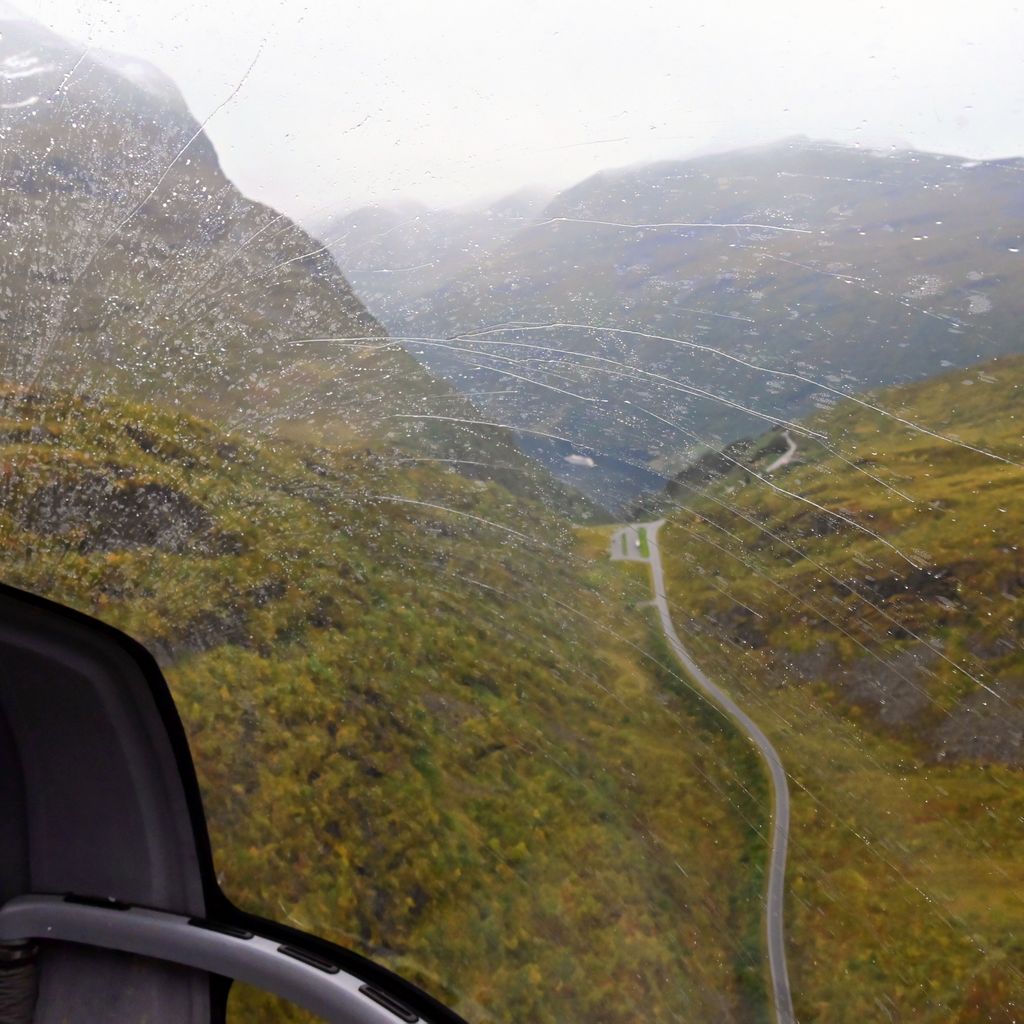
[932,679,1024,766]
[14,469,238,554]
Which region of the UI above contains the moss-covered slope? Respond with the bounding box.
[0,381,768,1023]
[654,355,1024,1022]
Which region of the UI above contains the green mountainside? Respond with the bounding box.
[0,10,599,519]
[0,380,767,1022]
[647,354,1024,1021]
[328,139,1024,503]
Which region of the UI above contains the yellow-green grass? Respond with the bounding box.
[655,355,1024,1021]
[0,385,768,1023]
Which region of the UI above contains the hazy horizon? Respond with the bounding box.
[11,0,1024,226]
[322,132,1024,219]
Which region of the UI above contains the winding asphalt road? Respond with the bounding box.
[612,520,795,1024]
[765,429,798,474]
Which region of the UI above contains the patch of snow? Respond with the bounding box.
[1,61,52,80]
[2,50,40,70]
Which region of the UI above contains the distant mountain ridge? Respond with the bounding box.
[325,138,1024,503]
[318,186,551,319]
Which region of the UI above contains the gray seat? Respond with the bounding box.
[0,584,460,1024]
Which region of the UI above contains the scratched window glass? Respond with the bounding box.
[1,0,1021,1020]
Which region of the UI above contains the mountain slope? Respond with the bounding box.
[0,379,768,1023]
[648,354,1024,1022]
[0,9,601,515]
[0,10,372,429]
[318,188,551,323]
[328,139,1024,503]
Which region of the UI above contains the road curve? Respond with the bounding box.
[611,520,795,1024]
[765,429,798,474]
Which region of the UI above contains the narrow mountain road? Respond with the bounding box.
[611,520,795,1024]
[765,430,798,474]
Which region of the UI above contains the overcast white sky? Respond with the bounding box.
[17,0,1024,225]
